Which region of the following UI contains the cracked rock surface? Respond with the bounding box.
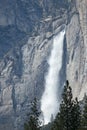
[0,0,87,129]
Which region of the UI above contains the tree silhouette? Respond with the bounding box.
[51,80,81,130]
[24,98,41,130]
[82,94,87,128]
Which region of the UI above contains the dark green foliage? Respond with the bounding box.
[24,98,41,130]
[24,123,29,130]
[78,128,87,130]
[51,80,81,130]
[59,80,74,130]
[72,98,81,130]
[51,113,62,130]
[82,95,87,128]
[41,123,52,130]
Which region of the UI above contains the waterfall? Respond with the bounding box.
[41,30,65,124]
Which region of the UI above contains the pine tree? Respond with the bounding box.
[60,80,74,130]
[61,81,81,130]
[51,80,81,130]
[51,80,73,130]
[51,113,62,130]
[24,98,41,130]
[72,97,81,130]
[82,94,87,128]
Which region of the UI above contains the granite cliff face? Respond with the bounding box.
[66,0,87,99]
[0,0,87,129]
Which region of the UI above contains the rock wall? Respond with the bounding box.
[0,1,68,129]
[0,0,87,129]
[66,0,87,99]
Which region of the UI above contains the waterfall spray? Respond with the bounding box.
[41,30,65,124]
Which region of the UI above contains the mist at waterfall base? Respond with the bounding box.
[41,30,65,125]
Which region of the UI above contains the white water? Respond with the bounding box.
[41,30,65,124]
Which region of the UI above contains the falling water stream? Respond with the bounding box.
[41,30,65,124]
